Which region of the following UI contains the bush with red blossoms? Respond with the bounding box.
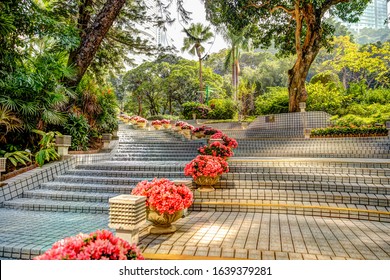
[198,141,233,159]
[210,132,238,149]
[151,120,161,126]
[222,135,238,149]
[184,155,229,180]
[204,128,221,136]
[160,119,171,124]
[131,178,193,215]
[34,230,144,260]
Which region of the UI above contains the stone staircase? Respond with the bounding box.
[0,123,389,259]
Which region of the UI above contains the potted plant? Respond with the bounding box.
[161,119,171,129]
[34,229,144,260]
[131,178,193,234]
[136,117,147,128]
[0,157,6,173]
[184,155,229,192]
[151,120,162,130]
[198,142,234,160]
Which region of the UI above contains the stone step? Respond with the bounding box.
[189,199,390,222]
[53,175,188,185]
[193,189,390,207]
[75,162,186,172]
[3,198,108,214]
[234,152,390,158]
[40,182,133,193]
[23,189,120,203]
[111,155,196,161]
[113,151,199,156]
[64,169,185,178]
[222,172,390,184]
[206,180,390,195]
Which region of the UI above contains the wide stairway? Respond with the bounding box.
[0,124,389,260]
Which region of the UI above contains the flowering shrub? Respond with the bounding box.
[184,155,229,180]
[160,119,171,124]
[209,132,238,149]
[222,135,238,149]
[136,117,147,123]
[151,120,161,126]
[210,132,225,139]
[181,124,194,130]
[192,125,207,133]
[175,121,186,127]
[204,128,221,136]
[131,178,193,215]
[198,142,233,159]
[34,230,144,260]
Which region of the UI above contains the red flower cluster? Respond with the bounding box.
[184,155,229,180]
[198,142,233,159]
[34,230,144,260]
[131,178,193,215]
[151,120,161,126]
[210,131,238,149]
[192,125,208,133]
[160,119,171,124]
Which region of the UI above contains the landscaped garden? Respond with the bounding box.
[1,0,390,268]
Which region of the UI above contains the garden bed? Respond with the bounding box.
[310,126,389,138]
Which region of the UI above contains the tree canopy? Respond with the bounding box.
[205,0,371,112]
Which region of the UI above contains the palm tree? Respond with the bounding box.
[223,29,252,102]
[182,23,213,103]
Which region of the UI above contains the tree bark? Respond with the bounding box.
[288,3,322,112]
[66,0,127,88]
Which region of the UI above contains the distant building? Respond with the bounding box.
[343,0,388,32]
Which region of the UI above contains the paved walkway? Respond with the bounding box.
[0,207,389,260]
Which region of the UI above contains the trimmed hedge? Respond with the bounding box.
[310,126,388,138]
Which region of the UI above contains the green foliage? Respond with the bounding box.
[0,150,31,167]
[208,99,237,120]
[310,71,342,86]
[63,114,90,151]
[255,87,289,115]
[32,129,61,167]
[306,82,345,115]
[182,102,210,119]
[311,126,388,138]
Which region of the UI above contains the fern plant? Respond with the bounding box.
[32,129,61,167]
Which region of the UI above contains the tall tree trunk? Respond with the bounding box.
[198,56,203,103]
[288,4,321,112]
[66,0,126,88]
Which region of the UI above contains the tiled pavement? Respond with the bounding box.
[0,208,389,260]
[0,123,389,260]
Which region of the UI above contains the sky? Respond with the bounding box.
[161,0,228,60]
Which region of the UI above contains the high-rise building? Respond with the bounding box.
[344,0,388,32]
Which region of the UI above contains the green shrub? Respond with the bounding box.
[255,87,289,115]
[182,102,210,119]
[207,99,237,120]
[63,114,90,151]
[310,71,342,87]
[306,82,345,115]
[32,130,61,167]
[310,126,388,138]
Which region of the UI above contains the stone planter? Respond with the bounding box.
[153,125,162,130]
[112,130,118,137]
[136,122,147,129]
[162,124,171,129]
[147,208,183,234]
[194,175,220,192]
